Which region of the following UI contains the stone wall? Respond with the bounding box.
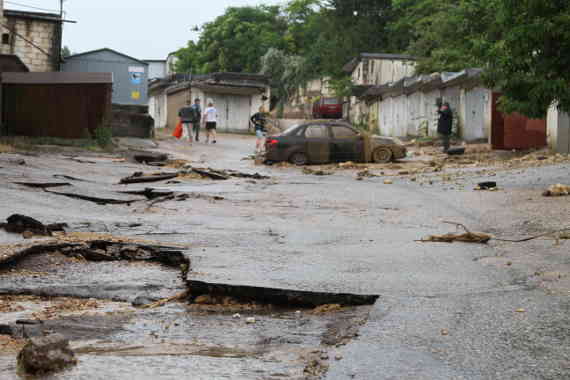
[1,15,59,72]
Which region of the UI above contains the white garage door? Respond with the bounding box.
[205,93,252,133]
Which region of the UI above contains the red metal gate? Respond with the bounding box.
[491,93,546,150]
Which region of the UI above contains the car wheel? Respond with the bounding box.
[372,147,393,163]
[289,152,308,166]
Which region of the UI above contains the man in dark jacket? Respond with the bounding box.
[178,100,195,144]
[189,98,202,142]
[437,102,453,152]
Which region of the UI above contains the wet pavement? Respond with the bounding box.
[0,134,569,379]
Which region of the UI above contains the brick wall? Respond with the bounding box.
[1,15,59,72]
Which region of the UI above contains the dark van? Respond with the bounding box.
[312,97,343,119]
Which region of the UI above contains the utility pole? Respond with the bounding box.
[58,0,64,70]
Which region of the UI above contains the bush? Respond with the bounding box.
[94,127,113,147]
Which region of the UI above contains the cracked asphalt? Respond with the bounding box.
[0,133,569,379]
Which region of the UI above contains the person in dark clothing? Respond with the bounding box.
[178,100,195,144]
[437,102,453,152]
[250,107,268,153]
[189,98,202,142]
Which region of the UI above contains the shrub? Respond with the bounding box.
[94,127,113,147]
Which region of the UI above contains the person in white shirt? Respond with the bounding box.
[202,102,218,144]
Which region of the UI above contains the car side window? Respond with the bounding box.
[332,126,358,138]
[304,125,328,138]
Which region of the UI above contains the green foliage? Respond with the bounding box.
[260,48,312,116]
[173,0,570,118]
[478,0,570,118]
[175,5,288,74]
[61,46,72,58]
[94,127,113,147]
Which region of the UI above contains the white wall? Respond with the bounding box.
[461,87,490,141]
[376,86,491,141]
[149,93,167,128]
[547,106,570,153]
[147,61,167,79]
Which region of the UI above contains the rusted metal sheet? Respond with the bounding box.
[491,93,547,150]
[3,82,112,139]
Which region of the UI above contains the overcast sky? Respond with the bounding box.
[5,0,283,60]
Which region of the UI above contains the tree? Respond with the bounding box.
[260,48,312,116]
[175,5,289,74]
[61,46,72,58]
[478,0,570,118]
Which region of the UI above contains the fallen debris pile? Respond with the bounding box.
[119,171,179,184]
[17,334,77,375]
[543,184,570,197]
[418,221,570,245]
[417,221,493,244]
[303,168,333,176]
[0,214,67,237]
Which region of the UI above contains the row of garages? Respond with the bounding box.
[350,69,557,151]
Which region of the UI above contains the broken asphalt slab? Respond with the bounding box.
[187,279,379,308]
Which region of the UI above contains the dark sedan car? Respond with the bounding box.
[264,121,407,165]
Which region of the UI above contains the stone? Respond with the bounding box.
[132,295,160,308]
[245,317,256,324]
[17,334,77,374]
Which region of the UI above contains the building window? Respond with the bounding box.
[2,33,10,45]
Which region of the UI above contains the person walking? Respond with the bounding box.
[190,98,202,142]
[178,100,195,144]
[437,101,453,152]
[250,106,268,154]
[202,101,218,144]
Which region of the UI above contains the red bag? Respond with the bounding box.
[172,122,183,139]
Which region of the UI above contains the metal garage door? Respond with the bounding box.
[204,93,252,133]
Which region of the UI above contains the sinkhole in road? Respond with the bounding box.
[0,239,379,379]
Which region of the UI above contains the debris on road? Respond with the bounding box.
[44,189,140,205]
[119,171,179,184]
[356,169,377,180]
[191,167,230,180]
[543,184,570,197]
[17,334,77,375]
[118,188,174,200]
[475,181,498,191]
[53,174,91,182]
[0,214,67,236]
[13,182,71,189]
[417,221,492,244]
[132,152,168,164]
[419,221,570,245]
[303,167,333,176]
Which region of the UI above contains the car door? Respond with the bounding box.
[304,124,331,164]
[330,125,362,162]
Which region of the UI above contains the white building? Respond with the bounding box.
[144,60,167,80]
[343,53,417,127]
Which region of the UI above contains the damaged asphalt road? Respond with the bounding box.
[1,135,570,379]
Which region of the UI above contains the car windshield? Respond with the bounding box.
[323,97,339,105]
[280,124,302,136]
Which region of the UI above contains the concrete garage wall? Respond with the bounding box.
[547,106,570,154]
